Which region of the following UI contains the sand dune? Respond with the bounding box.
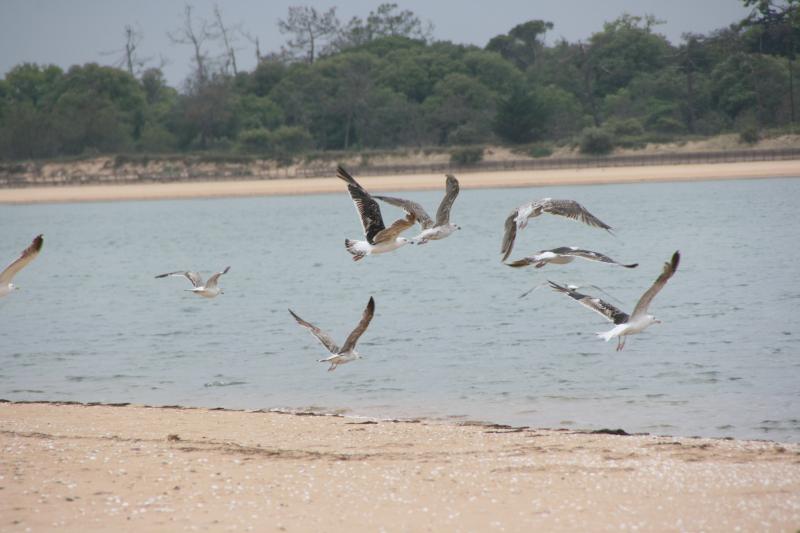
[1,160,798,204]
[1,402,798,531]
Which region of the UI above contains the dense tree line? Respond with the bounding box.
[1,1,798,161]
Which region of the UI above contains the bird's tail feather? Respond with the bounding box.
[596,330,615,342]
[345,239,366,261]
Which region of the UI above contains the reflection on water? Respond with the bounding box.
[1,177,799,441]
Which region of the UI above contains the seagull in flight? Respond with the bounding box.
[289,296,375,371]
[155,266,230,298]
[501,199,612,261]
[374,174,461,245]
[549,251,680,351]
[0,234,44,298]
[506,246,637,269]
[338,166,416,261]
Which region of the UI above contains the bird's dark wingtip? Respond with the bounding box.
[336,165,356,184]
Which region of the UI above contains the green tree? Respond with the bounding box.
[278,6,340,63]
[176,76,237,148]
[422,73,496,144]
[494,85,550,143]
[486,20,553,70]
[588,15,673,97]
[335,3,433,50]
[741,0,800,121]
[711,52,788,126]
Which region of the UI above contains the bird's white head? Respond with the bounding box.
[397,237,411,245]
[648,314,661,325]
[9,283,18,291]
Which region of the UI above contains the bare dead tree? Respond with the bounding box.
[212,4,241,76]
[101,24,152,77]
[168,4,214,84]
[242,30,263,63]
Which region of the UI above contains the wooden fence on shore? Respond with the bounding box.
[2,147,799,188]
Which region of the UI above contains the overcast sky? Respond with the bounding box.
[1,0,752,87]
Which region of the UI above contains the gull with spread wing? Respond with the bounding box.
[338,166,416,261]
[373,174,461,245]
[549,251,680,351]
[0,234,44,298]
[289,297,375,371]
[155,266,230,298]
[506,246,637,269]
[501,199,612,262]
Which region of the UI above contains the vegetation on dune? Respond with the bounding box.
[0,1,798,163]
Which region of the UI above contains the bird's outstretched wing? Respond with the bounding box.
[631,251,680,319]
[549,280,630,325]
[341,297,375,353]
[0,234,43,285]
[205,266,231,289]
[505,256,538,268]
[289,309,341,354]
[372,212,416,244]
[434,174,460,226]
[373,195,433,229]
[540,199,613,232]
[337,166,385,244]
[155,271,203,287]
[500,209,519,262]
[551,247,637,268]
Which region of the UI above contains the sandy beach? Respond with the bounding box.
[1,402,798,532]
[1,160,799,204]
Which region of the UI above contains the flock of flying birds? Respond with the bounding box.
[2,165,680,370]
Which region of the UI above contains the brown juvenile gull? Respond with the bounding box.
[155,266,230,298]
[506,246,637,269]
[289,296,375,371]
[338,166,416,261]
[501,199,612,262]
[549,251,680,351]
[0,234,44,298]
[373,174,461,245]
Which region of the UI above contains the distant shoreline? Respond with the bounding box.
[1,160,798,204]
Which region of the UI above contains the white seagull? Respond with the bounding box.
[155,266,230,298]
[289,296,375,371]
[338,166,416,261]
[549,251,680,351]
[506,246,637,269]
[501,199,613,262]
[373,174,461,245]
[0,234,44,298]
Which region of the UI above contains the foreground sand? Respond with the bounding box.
[1,160,799,204]
[1,403,798,532]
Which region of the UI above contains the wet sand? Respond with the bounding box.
[1,160,798,204]
[1,402,798,532]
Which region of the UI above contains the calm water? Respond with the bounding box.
[1,177,799,441]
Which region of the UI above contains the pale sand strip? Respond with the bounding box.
[1,403,798,532]
[1,160,799,204]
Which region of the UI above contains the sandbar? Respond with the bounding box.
[1,402,798,531]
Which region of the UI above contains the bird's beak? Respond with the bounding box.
[654,319,662,324]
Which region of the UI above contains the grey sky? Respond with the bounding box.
[1,0,751,87]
